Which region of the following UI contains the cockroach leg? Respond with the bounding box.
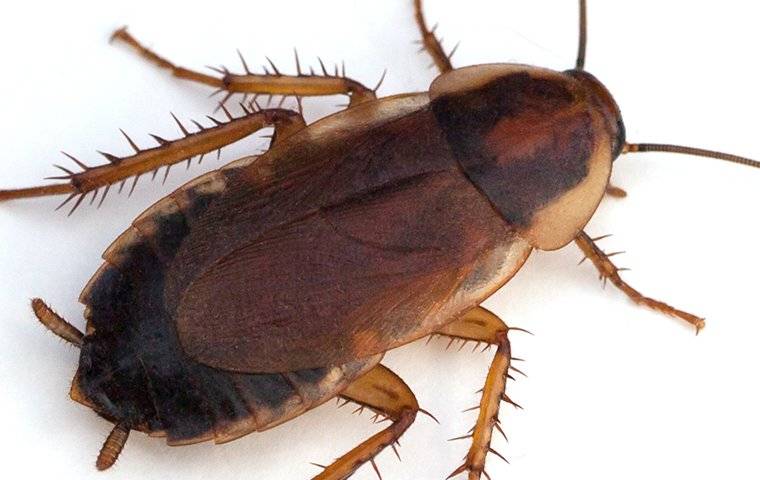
[312,365,419,480]
[414,0,587,75]
[111,27,378,108]
[435,307,517,480]
[109,27,223,89]
[605,184,627,198]
[30,298,84,347]
[0,108,304,212]
[413,0,454,73]
[575,230,706,333]
[96,422,130,471]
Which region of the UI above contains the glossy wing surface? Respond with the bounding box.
[176,169,511,372]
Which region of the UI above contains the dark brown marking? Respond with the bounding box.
[75,173,378,443]
[566,70,627,157]
[432,71,595,226]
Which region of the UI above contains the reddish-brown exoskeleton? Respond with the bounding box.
[1,1,759,479]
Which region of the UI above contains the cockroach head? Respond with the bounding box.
[566,69,627,159]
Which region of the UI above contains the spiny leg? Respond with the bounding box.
[312,365,419,480]
[414,0,587,74]
[0,107,304,213]
[413,0,455,74]
[575,230,705,333]
[434,307,520,480]
[31,298,84,347]
[111,27,379,108]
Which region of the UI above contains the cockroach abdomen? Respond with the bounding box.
[74,164,380,445]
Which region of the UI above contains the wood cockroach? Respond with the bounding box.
[1,1,759,479]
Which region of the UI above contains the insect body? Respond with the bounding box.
[1,1,758,479]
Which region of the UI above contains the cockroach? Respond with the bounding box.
[1,1,759,479]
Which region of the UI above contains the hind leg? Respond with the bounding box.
[0,108,304,212]
[312,364,419,480]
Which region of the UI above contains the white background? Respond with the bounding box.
[1,1,759,479]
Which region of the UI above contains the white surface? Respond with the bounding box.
[1,1,759,479]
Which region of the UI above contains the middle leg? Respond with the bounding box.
[313,364,419,480]
[434,307,521,480]
[111,28,379,108]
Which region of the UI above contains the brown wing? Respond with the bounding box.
[175,169,519,373]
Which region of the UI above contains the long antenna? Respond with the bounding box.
[575,0,587,70]
[625,143,760,169]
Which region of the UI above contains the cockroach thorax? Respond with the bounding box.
[429,64,624,250]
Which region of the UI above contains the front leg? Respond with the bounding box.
[435,307,521,480]
[413,0,454,74]
[575,230,705,332]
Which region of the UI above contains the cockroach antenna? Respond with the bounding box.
[576,0,587,70]
[572,2,760,170]
[623,143,760,169]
